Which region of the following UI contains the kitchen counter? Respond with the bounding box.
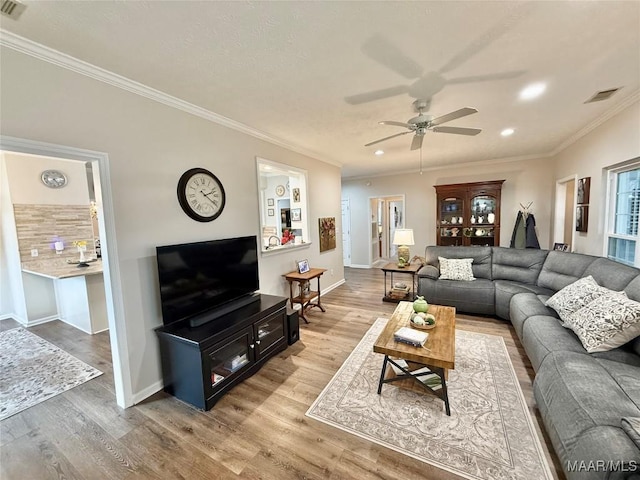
[22,258,103,280]
[22,258,107,334]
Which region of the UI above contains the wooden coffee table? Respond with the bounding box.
[373,301,456,415]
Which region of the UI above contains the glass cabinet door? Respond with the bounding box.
[206,328,253,389]
[254,314,285,357]
[440,197,464,226]
[470,195,497,225]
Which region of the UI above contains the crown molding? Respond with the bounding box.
[550,89,640,157]
[0,29,342,169]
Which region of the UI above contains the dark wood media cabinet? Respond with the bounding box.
[156,294,288,410]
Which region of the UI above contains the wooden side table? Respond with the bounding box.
[282,268,327,323]
[380,262,421,303]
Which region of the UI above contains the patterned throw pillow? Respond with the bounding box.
[545,276,615,324]
[564,293,640,353]
[438,257,475,281]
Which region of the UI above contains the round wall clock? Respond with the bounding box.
[41,169,68,188]
[275,184,285,196]
[177,167,226,222]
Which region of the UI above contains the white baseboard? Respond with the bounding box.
[348,264,371,269]
[322,278,346,296]
[26,315,58,327]
[133,380,164,405]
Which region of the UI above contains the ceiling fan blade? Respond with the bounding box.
[411,134,424,151]
[379,120,414,128]
[361,34,423,79]
[430,107,478,126]
[432,126,482,136]
[345,85,410,105]
[447,70,526,84]
[364,131,412,147]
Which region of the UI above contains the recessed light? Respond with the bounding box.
[501,128,515,137]
[374,150,384,156]
[519,82,546,100]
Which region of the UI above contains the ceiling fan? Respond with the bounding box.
[365,99,482,151]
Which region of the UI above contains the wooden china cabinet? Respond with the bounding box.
[435,180,505,247]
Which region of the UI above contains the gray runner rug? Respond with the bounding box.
[0,327,103,420]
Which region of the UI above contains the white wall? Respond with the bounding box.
[0,46,344,403]
[553,100,640,256]
[342,157,556,266]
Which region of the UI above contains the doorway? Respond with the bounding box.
[0,136,131,408]
[554,175,577,250]
[369,195,405,266]
[341,199,351,267]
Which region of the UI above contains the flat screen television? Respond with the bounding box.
[156,235,260,327]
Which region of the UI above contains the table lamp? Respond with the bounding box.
[393,229,414,267]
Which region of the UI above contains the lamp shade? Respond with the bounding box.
[393,229,414,246]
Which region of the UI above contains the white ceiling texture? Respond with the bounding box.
[1,1,639,178]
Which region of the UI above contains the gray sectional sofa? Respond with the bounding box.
[417,246,640,480]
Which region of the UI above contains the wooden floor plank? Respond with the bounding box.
[0,267,564,479]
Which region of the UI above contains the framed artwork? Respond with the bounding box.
[319,217,336,252]
[291,208,302,222]
[577,177,591,204]
[576,205,589,232]
[553,243,570,252]
[293,188,300,203]
[297,259,310,274]
[267,198,274,206]
[268,208,274,216]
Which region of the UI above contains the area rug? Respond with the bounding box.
[0,327,103,420]
[306,318,553,480]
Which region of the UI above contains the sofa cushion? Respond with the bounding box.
[625,276,640,303]
[545,275,613,324]
[424,246,492,280]
[521,315,586,371]
[438,257,475,281]
[432,278,495,315]
[417,264,439,280]
[565,293,640,353]
[492,247,549,284]
[622,417,640,449]
[495,281,554,321]
[537,251,598,291]
[583,257,640,292]
[533,351,640,465]
[510,292,559,339]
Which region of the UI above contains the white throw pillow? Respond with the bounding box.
[438,257,475,281]
[564,293,640,353]
[545,276,615,324]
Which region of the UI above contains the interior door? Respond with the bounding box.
[388,200,404,257]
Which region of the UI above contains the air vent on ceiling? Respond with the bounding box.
[0,0,26,19]
[584,88,621,104]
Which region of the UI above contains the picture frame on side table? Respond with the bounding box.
[553,243,570,252]
[297,259,310,274]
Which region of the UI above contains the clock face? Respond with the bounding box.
[41,170,67,188]
[276,185,285,196]
[177,168,226,222]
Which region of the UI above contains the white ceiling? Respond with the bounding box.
[1,1,639,178]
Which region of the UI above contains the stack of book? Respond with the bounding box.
[388,283,409,300]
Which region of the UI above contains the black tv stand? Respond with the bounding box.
[188,293,261,328]
[156,293,287,410]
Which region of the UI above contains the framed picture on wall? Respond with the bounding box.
[577,177,591,204]
[576,205,589,232]
[268,208,274,216]
[267,198,274,206]
[291,208,302,222]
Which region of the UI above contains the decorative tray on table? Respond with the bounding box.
[410,312,436,330]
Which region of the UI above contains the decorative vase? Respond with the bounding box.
[413,295,429,313]
[488,213,495,224]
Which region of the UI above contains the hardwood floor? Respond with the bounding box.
[0,267,564,479]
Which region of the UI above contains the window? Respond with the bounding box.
[606,161,640,266]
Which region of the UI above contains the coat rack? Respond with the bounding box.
[519,202,533,218]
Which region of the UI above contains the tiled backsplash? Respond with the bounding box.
[13,204,95,265]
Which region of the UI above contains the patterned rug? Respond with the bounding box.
[306,318,553,480]
[0,327,103,420]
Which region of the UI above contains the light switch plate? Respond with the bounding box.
[31,249,38,257]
